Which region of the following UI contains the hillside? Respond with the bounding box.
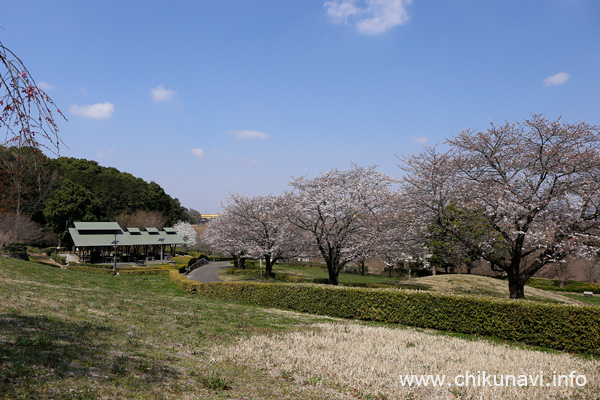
[410,274,580,304]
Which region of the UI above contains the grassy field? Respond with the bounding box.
[221,263,579,304]
[1,257,598,399]
[562,293,600,306]
[0,257,335,399]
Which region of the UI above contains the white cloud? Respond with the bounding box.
[325,1,359,23]
[229,130,269,140]
[37,81,53,90]
[69,103,114,119]
[151,85,177,102]
[97,148,115,159]
[324,0,412,35]
[543,72,570,87]
[191,148,205,158]
[412,136,428,145]
[242,157,260,166]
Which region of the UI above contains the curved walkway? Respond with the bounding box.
[186,261,230,283]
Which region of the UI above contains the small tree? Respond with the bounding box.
[0,211,45,249]
[210,193,303,278]
[203,211,248,269]
[582,258,599,283]
[553,261,572,288]
[116,210,168,230]
[173,220,197,248]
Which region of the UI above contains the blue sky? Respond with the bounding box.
[2,1,599,213]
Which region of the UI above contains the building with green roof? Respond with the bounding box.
[69,222,185,264]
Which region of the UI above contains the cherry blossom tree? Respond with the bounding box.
[204,211,248,268]
[288,164,396,285]
[221,193,304,278]
[1,42,64,151]
[173,220,197,248]
[402,115,600,298]
[374,193,430,277]
[1,41,65,218]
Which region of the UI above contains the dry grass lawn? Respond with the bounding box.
[411,274,579,304]
[214,322,600,400]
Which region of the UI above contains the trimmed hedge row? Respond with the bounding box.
[226,267,305,283]
[527,278,600,294]
[67,265,171,276]
[169,270,600,354]
[67,265,116,275]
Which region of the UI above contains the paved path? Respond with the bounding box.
[186,261,230,283]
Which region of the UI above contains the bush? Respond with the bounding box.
[187,257,199,267]
[51,253,66,265]
[67,265,116,275]
[170,271,600,355]
[67,265,171,276]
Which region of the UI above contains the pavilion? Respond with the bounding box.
[68,221,185,264]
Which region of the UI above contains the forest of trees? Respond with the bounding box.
[0,146,187,247]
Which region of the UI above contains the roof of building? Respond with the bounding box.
[74,221,121,231]
[69,222,184,248]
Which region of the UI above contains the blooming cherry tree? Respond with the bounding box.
[1,41,65,218]
[402,115,600,298]
[204,211,249,268]
[1,41,64,151]
[173,220,197,248]
[288,164,396,285]
[224,193,304,278]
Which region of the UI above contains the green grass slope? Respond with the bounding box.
[0,257,333,399]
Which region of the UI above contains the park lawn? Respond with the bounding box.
[0,257,337,400]
[223,262,578,304]
[223,262,411,286]
[1,257,597,399]
[562,293,600,306]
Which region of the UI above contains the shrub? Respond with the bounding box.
[67,265,116,275]
[187,257,199,267]
[118,268,169,276]
[51,253,66,265]
[67,265,171,276]
[169,271,600,355]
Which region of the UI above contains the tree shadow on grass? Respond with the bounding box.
[0,312,178,399]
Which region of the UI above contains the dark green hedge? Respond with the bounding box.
[67,265,170,276]
[170,271,600,355]
[67,265,116,275]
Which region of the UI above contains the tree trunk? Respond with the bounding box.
[239,257,246,269]
[359,261,366,276]
[507,265,526,299]
[508,279,525,299]
[265,255,274,278]
[328,266,339,285]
